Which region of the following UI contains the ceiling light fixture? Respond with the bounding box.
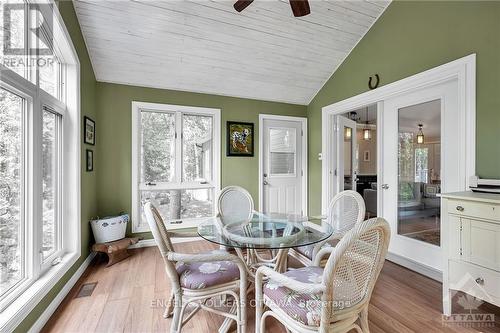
[363,107,371,141]
[345,127,352,140]
[417,124,425,144]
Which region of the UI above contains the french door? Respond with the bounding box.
[381,79,461,271]
[336,115,358,193]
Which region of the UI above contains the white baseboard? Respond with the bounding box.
[28,253,96,333]
[386,252,442,282]
[128,237,202,249]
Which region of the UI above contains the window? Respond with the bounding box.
[0,1,80,328]
[269,128,296,175]
[415,148,429,183]
[132,102,220,232]
[0,87,25,298]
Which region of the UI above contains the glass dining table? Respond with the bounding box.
[198,213,334,273]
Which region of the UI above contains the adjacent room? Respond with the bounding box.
[1,1,500,332]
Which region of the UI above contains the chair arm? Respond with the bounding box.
[255,266,325,294]
[167,230,199,238]
[313,247,336,266]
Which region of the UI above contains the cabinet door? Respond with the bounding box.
[462,218,500,271]
[448,215,462,260]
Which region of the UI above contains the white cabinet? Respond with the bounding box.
[441,191,500,315]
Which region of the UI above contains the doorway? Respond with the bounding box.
[321,55,476,278]
[259,115,307,216]
[334,105,378,219]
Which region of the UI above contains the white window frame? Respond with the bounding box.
[0,1,80,331]
[132,101,220,232]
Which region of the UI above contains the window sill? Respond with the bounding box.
[0,251,79,332]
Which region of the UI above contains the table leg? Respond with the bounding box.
[274,248,289,273]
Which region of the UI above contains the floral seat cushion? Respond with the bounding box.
[176,260,240,289]
[263,266,324,326]
[293,239,338,260]
[263,266,358,327]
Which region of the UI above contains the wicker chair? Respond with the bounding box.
[143,202,248,333]
[217,185,255,226]
[290,190,366,266]
[255,217,390,333]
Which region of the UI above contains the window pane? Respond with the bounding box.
[141,111,175,183]
[398,100,441,247]
[0,1,27,78]
[42,109,58,259]
[270,153,295,175]
[141,189,214,224]
[0,87,24,296]
[182,114,212,182]
[39,55,60,98]
[269,128,295,175]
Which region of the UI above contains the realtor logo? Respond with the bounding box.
[3,2,53,56]
[442,273,495,328]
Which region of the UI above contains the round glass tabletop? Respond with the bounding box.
[197,213,334,249]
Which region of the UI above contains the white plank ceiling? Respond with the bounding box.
[74,0,390,105]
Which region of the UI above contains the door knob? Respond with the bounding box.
[263,181,269,186]
[381,184,389,190]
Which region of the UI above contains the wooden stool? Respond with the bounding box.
[92,237,140,267]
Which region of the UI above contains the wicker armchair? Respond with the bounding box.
[290,190,366,266]
[255,217,390,333]
[143,202,248,333]
[217,185,255,226]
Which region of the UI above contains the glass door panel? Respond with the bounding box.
[397,99,441,246]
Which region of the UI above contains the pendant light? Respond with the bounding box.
[344,127,352,140]
[417,124,425,144]
[363,107,371,141]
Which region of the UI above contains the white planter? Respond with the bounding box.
[90,214,129,244]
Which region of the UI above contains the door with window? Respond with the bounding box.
[261,117,306,216]
[132,103,220,232]
[336,115,358,193]
[381,80,459,271]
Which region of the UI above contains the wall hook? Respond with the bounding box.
[368,74,380,90]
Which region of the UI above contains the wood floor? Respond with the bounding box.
[42,241,500,333]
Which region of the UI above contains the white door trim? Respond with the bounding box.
[259,114,308,215]
[321,54,476,214]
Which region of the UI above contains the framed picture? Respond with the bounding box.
[86,149,94,172]
[84,116,95,145]
[227,121,254,156]
[363,150,371,162]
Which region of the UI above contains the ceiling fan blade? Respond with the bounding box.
[289,0,310,17]
[233,0,254,12]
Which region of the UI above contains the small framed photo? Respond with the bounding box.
[227,121,254,157]
[86,149,94,172]
[363,150,371,162]
[84,116,95,145]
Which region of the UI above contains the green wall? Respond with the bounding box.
[95,82,306,237]
[15,1,98,331]
[308,0,500,216]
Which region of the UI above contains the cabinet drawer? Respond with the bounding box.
[449,260,500,300]
[447,199,500,221]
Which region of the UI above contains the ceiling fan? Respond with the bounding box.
[233,0,311,17]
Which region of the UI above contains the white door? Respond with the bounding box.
[336,115,358,193]
[262,118,305,215]
[381,79,460,272]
